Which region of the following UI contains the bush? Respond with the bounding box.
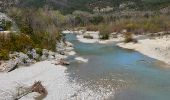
[20,25,33,35]
[35,48,43,56]
[27,53,33,59]
[99,24,112,40]
[4,21,12,30]
[12,34,34,52]
[86,25,99,31]
[124,32,137,43]
[125,23,139,32]
[0,49,9,60]
[0,33,35,60]
[0,20,12,31]
[99,34,109,40]
[83,35,94,39]
[124,38,132,43]
[8,8,63,52]
[90,16,104,25]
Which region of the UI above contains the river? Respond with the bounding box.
[65,34,170,100]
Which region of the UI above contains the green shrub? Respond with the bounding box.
[125,23,139,32]
[0,20,12,31]
[27,53,33,59]
[0,33,35,60]
[13,34,35,52]
[4,21,12,30]
[20,25,33,35]
[35,48,43,56]
[22,58,27,64]
[90,16,104,25]
[99,24,112,40]
[0,49,9,60]
[83,35,94,39]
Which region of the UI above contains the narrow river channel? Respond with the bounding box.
[66,34,170,100]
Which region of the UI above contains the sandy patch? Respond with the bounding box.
[75,57,88,63]
[0,60,114,100]
[117,36,170,65]
[77,34,124,44]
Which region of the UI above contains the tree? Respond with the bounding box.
[90,16,104,25]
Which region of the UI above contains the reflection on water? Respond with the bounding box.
[66,34,170,100]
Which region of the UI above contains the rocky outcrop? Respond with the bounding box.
[0,40,73,72]
[0,51,37,72]
[0,58,19,72]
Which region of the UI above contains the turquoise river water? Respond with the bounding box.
[66,34,170,100]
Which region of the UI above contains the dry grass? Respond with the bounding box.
[85,15,170,36]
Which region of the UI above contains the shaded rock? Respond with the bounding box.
[42,49,49,57]
[53,59,70,66]
[48,51,56,60]
[41,49,49,61]
[27,49,38,59]
[0,58,19,72]
[59,51,65,55]
[41,55,48,61]
[65,41,73,47]
[0,61,6,72]
[18,52,35,66]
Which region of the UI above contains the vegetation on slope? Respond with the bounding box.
[0,0,170,60]
[1,0,170,13]
[0,7,68,60]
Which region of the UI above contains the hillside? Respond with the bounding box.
[1,0,170,13]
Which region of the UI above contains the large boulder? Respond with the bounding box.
[42,49,49,56]
[10,52,36,66]
[27,49,38,59]
[41,49,49,61]
[56,41,66,51]
[41,55,48,61]
[18,52,37,66]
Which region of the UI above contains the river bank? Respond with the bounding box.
[75,31,170,65]
[76,32,124,44]
[0,37,114,99]
[0,61,114,100]
[117,35,170,65]
[0,40,76,99]
[1,31,170,99]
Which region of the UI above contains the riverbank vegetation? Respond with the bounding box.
[7,7,65,50]
[84,14,170,33]
[0,33,34,60]
[1,5,170,60]
[0,7,65,60]
[82,14,170,41]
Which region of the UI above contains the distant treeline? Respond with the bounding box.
[1,0,170,13]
